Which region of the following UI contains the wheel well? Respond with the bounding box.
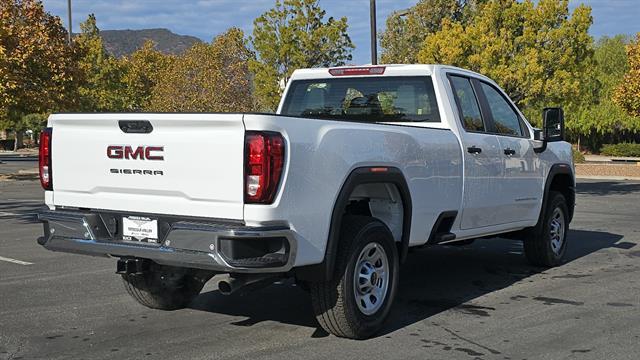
[294,167,412,282]
[548,173,575,221]
[345,183,404,244]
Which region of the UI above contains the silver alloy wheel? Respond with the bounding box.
[549,207,566,255]
[353,242,389,315]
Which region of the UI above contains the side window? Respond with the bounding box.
[449,76,484,132]
[480,83,523,137]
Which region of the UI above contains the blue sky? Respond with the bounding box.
[42,0,640,64]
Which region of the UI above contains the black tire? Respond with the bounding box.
[309,216,399,339]
[121,263,209,310]
[523,191,569,267]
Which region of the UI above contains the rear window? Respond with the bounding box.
[281,76,441,123]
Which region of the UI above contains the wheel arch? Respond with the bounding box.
[543,164,575,223]
[295,166,412,282]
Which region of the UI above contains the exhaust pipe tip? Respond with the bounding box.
[218,280,233,295]
[37,236,47,246]
[217,274,278,296]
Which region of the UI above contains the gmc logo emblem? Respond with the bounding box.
[107,145,164,160]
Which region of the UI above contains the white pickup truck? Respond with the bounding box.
[38,64,574,339]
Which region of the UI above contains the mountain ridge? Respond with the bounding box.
[100,28,202,58]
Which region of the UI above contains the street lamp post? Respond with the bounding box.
[67,0,72,44]
[370,0,377,65]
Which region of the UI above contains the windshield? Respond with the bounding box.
[281,76,441,123]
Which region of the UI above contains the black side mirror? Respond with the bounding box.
[543,107,564,142]
[534,107,564,153]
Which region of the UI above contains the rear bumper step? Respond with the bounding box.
[37,210,296,273]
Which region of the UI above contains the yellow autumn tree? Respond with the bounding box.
[73,14,129,112]
[122,40,174,111]
[380,0,465,64]
[0,0,76,149]
[613,33,640,117]
[418,0,595,127]
[149,28,255,112]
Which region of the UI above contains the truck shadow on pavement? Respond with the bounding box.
[190,228,623,338]
[0,200,44,223]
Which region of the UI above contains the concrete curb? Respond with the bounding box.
[584,155,640,163]
[577,175,640,181]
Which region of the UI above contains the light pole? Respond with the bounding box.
[370,0,377,65]
[67,0,72,44]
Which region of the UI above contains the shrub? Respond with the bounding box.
[572,147,585,163]
[600,143,640,157]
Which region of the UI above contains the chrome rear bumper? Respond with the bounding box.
[38,210,296,273]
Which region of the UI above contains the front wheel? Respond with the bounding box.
[523,191,569,267]
[309,216,399,339]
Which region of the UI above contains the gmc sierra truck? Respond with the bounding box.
[37,64,575,339]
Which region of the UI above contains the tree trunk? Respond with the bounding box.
[0,129,7,140]
[13,131,24,151]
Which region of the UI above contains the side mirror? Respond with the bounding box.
[534,107,564,153]
[543,107,564,142]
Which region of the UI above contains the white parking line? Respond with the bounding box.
[0,256,33,266]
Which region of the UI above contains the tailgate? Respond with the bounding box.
[49,113,245,220]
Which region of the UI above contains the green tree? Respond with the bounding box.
[122,40,174,110]
[418,0,594,139]
[21,112,48,143]
[148,28,254,112]
[380,0,466,64]
[595,35,630,92]
[572,35,638,150]
[73,14,128,112]
[0,0,75,149]
[250,0,354,111]
[614,33,640,118]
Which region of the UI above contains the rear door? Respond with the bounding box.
[476,81,544,223]
[448,75,504,229]
[50,113,245,220]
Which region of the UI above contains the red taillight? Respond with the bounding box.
[369,167,389,173]
[328,66,386,76]
[39,127,52,190]
[244,132,285,204]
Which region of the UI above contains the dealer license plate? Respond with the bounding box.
[122,216,158,242]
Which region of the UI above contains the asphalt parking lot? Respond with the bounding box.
[1,178,639,360]
[0,155,38,177]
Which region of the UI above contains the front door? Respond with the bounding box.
[477,81,544,224]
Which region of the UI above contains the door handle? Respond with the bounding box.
[504,148,516,156]
[119,120,153,134]
[467,146,482,154]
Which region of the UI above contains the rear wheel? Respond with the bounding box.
[121,263,210,310]
[523,191,569,267]
[309,216,399,339]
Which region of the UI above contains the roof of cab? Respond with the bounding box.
[289,64,491,83]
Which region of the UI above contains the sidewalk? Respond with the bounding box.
[0,149,39,156]
[575,163,640,180]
